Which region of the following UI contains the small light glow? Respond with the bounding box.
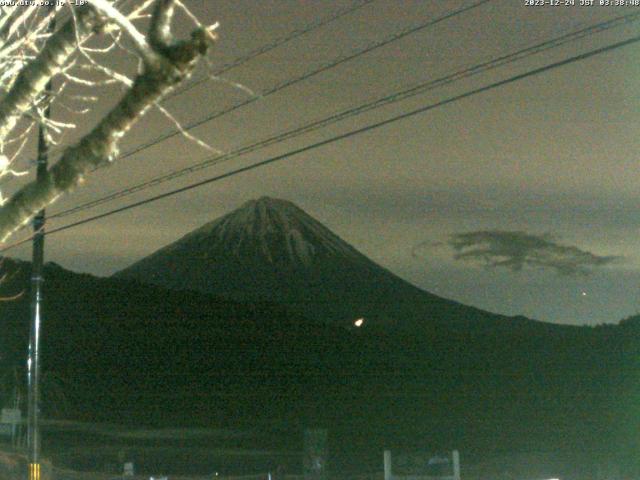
[581,291,587,296]
[354,318,364,327]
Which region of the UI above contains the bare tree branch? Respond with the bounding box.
[149,0,176,49]
[0,0,217,241]
[86,0,157,61]
[0,6,105,144]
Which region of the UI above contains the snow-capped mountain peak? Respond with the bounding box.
[116,197,509,331]
[172,196,365,267]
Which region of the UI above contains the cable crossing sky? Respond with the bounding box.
[48,10,640,221]
[1,31,634,253]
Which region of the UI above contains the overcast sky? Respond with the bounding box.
[6,0,640,326]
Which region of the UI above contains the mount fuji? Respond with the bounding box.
[0,198,632,474]
[116,197,535,332]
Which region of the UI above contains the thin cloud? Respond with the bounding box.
[443,230,620,275]
[411,240,444,257]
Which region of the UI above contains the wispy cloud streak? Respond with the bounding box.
[423,230,620,275]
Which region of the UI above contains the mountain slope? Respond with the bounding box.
[115,197,537,332]
[0,260,636,476]
[0,258,362,426]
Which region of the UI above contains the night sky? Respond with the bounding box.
[5,0,640,326]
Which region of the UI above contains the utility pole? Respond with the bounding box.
[27,6,55,480]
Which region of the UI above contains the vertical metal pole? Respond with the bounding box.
[27,103,47,479]
[452,450,460,480]
[383,450,392,480]
[27,7,55,480]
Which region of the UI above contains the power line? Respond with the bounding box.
[40,0,493,220]
[7,32,635,251]
[21,0,377,165]
[49,10,640,220]
[163,0,378,102]
[102,0,492,164]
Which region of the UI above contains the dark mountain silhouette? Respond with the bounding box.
[116,197,538,333]
[0,196,637,476]
[0,258,353,425]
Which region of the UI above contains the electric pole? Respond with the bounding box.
[27,6,55,480]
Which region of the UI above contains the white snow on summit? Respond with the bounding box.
[163,197,367,267]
